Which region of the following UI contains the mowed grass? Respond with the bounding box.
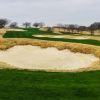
[3,28,57,38]
[0,69,100,100]
[32,37,100,46]
[3,28,100,46]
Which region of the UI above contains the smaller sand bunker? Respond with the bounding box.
[33,35,65,38]
[33,35,89,40]
[72,37,89,40]
[0,45,99,71]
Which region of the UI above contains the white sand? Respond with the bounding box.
[33,35,65,38]
[0,45,99,71]
[0,28,25,34]
[72,37,89,40]
[33,35,89,40]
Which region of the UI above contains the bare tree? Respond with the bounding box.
[64,24,70,32]
[39,22,45,28]
[78,26,87,33]
[89,22,100,35]
[0,19,8,28]
[62,24,68,32]
[47,27,52,31]
[33,22,45,28]
[23,22,31,28]
[9,22,18,28]
[56,24,64,32]
[67,24,77,33]
[89,25,95,35]
[33,23,39,28]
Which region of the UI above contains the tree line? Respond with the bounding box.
[0,19,44,29]
[0,18,100,35]
[56,23,100,35]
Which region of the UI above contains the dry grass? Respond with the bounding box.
[0,62,15,69]
[0,38,100,58]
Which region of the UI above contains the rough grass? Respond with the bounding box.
[0,39,100,58]
[0,69,100,100]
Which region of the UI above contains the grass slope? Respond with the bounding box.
[0,69,100,100]
[3,28,57,38]
[3,28,100,46]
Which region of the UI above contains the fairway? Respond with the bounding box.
[3,28,57,38]
[0,69,100,100]
[3,28,100,46]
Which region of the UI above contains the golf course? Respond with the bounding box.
[0,27,100,100]
[0,0,100,99]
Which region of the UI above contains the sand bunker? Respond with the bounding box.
[0,45,99,71]
[0,28,25,34]
[33,35,66,38]
[72,37,89,40]
[33,35,89,40]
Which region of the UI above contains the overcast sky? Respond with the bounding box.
[0,0,100,26]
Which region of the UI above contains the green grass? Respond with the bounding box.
[3,28,100,46]
[3,31,33,38]
[33,37,100,46]
[0,69,100,100]
[3,28,57,38]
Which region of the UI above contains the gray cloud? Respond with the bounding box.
[0,0,100,26]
